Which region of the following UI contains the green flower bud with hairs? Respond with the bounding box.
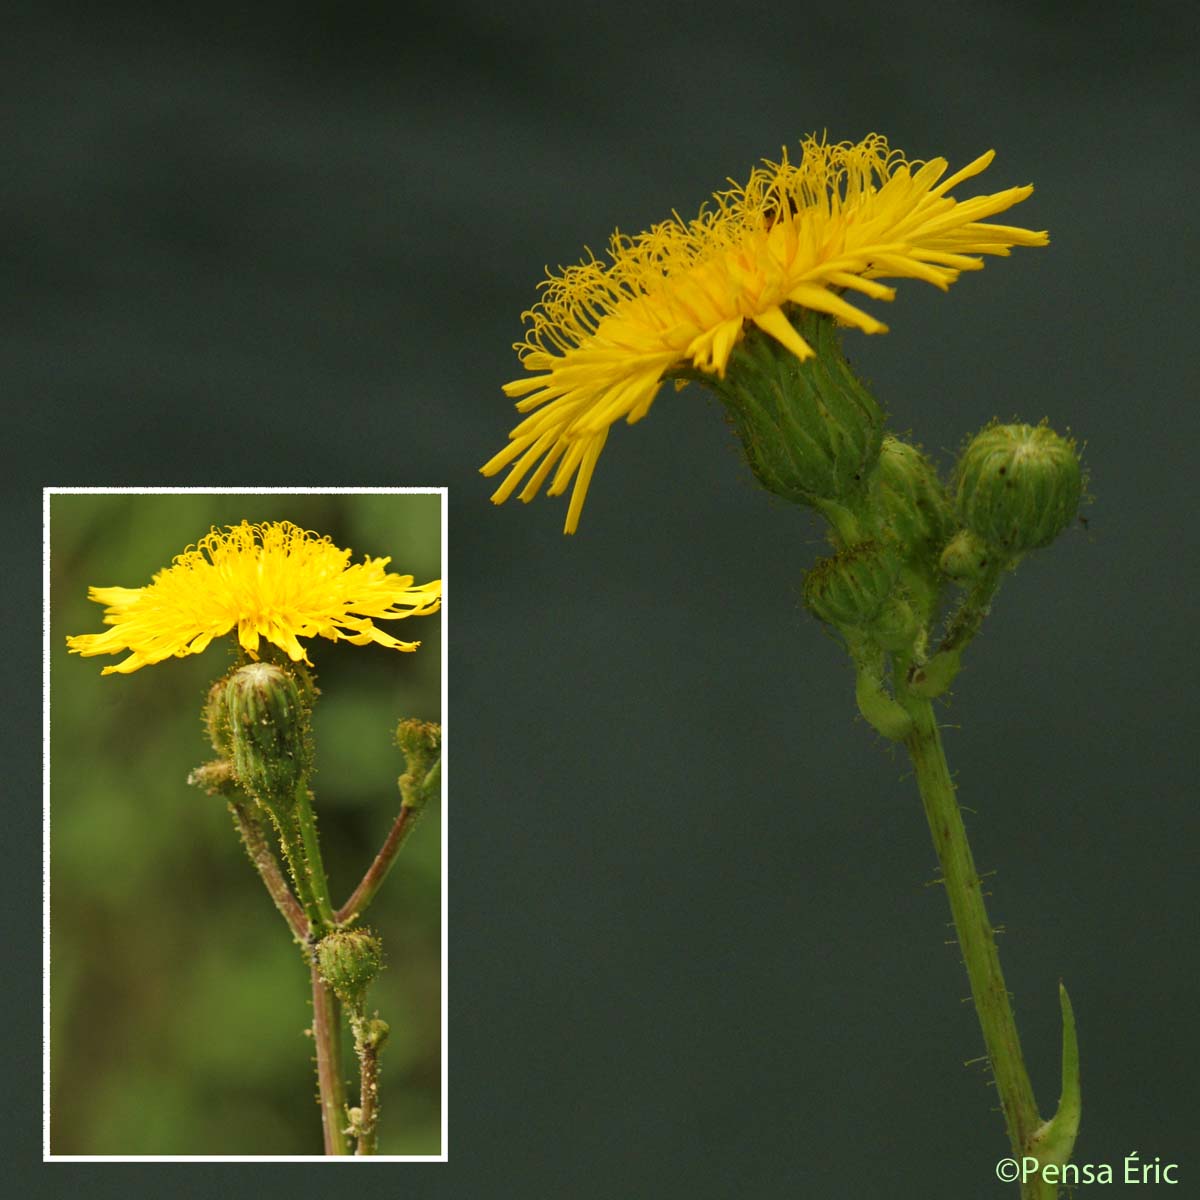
[956,422,1082,554]
[939,528,994,583]
[224,662,312,812]
[703,307,885,508]
[317,929,384,1003]
[870,436,956,568]
[803,541,900,630]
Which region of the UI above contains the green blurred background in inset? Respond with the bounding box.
[49,492,443,1156]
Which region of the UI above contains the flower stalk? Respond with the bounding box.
[898,692,1040,1143]
[346,1009,390,1155]
[897,688,1079,1199]
[188,762,313,943]
[337,805,419,927]
[228,795,310,943]
[310,961,350,1156]
[294,782,337,931]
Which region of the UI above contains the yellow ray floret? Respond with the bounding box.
[66,520,442,675]
[482,132,1048,533]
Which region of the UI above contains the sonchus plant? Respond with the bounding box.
[484,134,1084,1199]
[67,520,443,1156]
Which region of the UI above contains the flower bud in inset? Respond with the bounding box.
[956,423,1082,553]
[361,1017,390,1051]
[870,437,955,565]
[395,719,440,769]
[395,718,441,810]
[317,929,383,1001]
[803,542,899,629]
[187,759,238,796]
[223,662,311,809]
[706,307,885,507]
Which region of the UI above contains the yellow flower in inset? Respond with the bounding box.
[66,521,442,675]
[482,133,1048,533]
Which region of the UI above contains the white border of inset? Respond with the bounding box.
[43,486,448,1163]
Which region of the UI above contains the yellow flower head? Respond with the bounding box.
[66,521,442,675]
[483,133,1048,534]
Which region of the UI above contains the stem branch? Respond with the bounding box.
[898,691,1055,1199]
[347,1004,388,1156]
[939,557,1009,658]
[355,1041,381,1156]
[295,783,337,931]
[310,961,349,1156]
[227,797,310,943]
[336,760,438,925]
[267,807,325,934]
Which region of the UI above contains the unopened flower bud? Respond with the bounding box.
[803,542,899,629]
[223,662,311,809]
[870,437,955,565]
[956,423,1082,553]
[317,929,383,1001]
[939,529,994,583]
[395,719,440,767]
[705,307,884,506]
[396,718,441,810]
[361,1017,390,1051]
[187,759,238,796]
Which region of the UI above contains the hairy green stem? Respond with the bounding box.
[355,1041,382,1156]
[291,785,345,1154]
[337,807,417,926]
[227,797,310,943]
[236,797,350,1157]
[294,783,337,932]
[311,962,349,1156]
[347,1004,388,1156]
[898,691,1055,1200]
[265,806,325,934]
[940,557,1009,658]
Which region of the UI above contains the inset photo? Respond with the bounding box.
[45,489,445,1160]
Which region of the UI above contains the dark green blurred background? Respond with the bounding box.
[11,1,1199,1195]
[49,493,442,1155]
